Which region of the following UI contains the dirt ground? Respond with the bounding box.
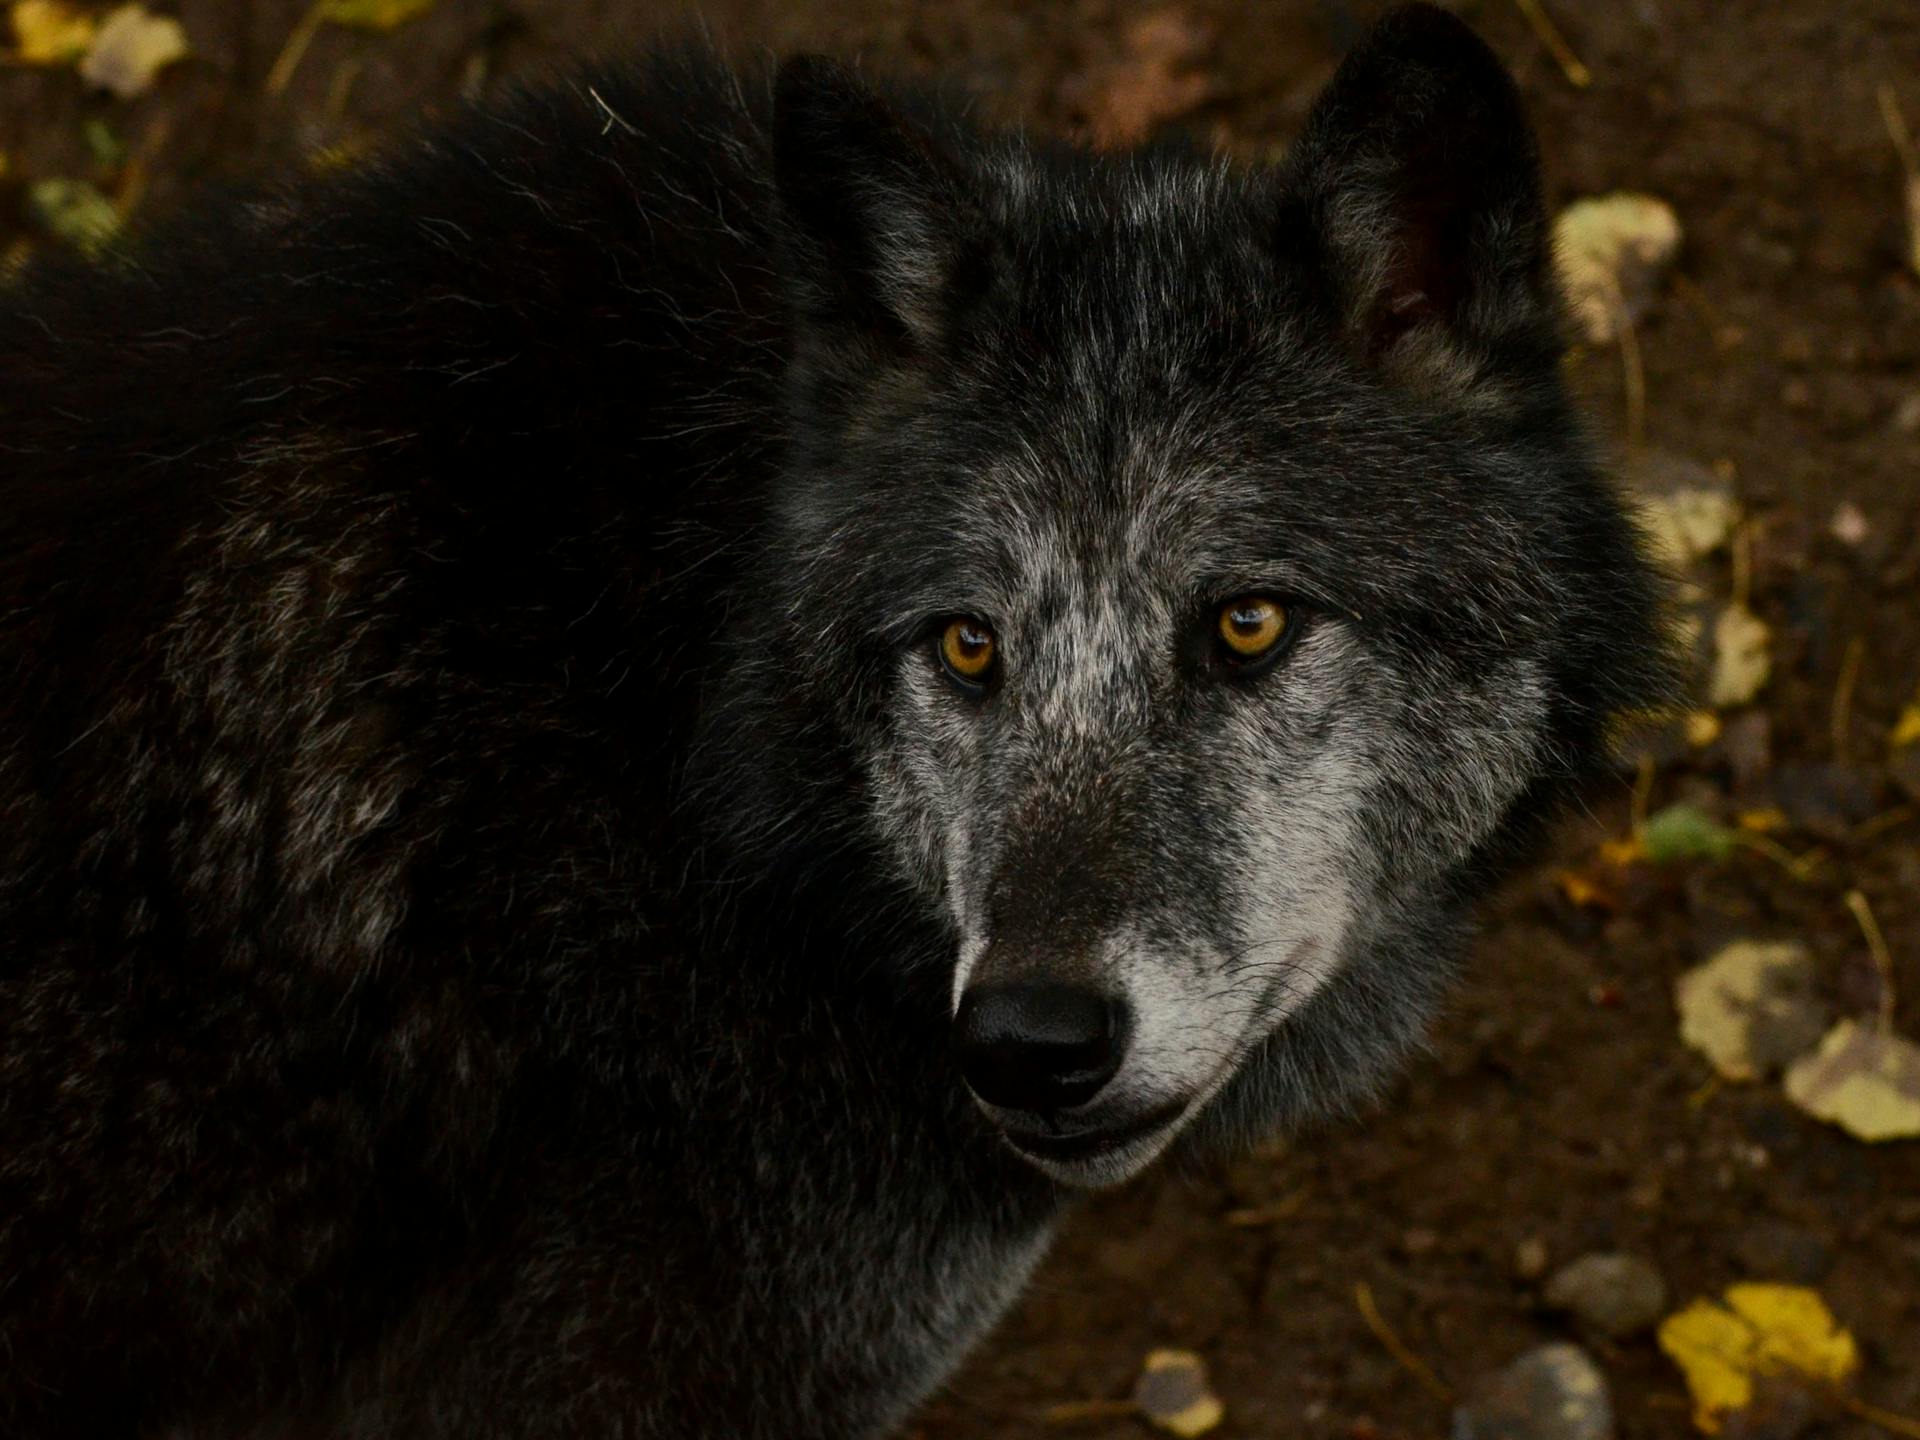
[5,1,1920,1436]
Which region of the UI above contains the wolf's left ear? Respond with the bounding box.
[773,57,986,356]
[1278,5,1556,397]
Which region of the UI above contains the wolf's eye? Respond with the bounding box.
[1216,597,1290,664]
[939,617,997,687]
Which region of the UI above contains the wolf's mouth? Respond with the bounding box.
[998,1098,1188,1165]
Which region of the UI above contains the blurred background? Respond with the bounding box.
[4,1,1919,1436]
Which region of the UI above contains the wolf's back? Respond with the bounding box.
[0,48,803,1436]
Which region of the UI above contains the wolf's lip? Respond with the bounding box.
[998,1099,1188,1163]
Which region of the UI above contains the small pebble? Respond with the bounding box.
[1513,1237,1551,1282]
[1452,1343,1615,1440]
[1542,1252,1669,1339]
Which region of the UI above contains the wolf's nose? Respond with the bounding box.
[952,983,1129,1113]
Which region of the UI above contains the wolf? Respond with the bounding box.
[0,5,1667,1437]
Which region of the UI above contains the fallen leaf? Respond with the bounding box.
[1890,696,1920,750]
[79,4,189,99]
[1782,1019,1920,1142]
[9,0,96,63]
[1066,9,1216,149]
[1640,489,1741,572]
[1598,834,1646,868]
[1904,172,1920,281]
[1640,803,1737,864]
[1554,193,1683,345]
[1675,941,1827,1082]
[25,177,119,254]
[1556,868,1617,911]
[1708,603,1772,708]
[322,0,437,31]
[1657,1283,1859,1435]
[1132,1350,1224,1437]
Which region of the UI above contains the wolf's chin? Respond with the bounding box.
[1003,1119,1183,1189]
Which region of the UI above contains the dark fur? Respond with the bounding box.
[0,8,1669,1437]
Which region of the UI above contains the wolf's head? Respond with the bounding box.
[749,5,1670,1187]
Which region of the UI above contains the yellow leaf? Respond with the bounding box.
[79,4,189,99]
[1555,869,1617,911]
[1685,711,1723,747]
[1657,1283,1859,1434]
[1892,701,1920,750]
[1131,1350,1223,1437]
[10,0,97,63]
[1598,835,1645,868]
[322,0,434,30]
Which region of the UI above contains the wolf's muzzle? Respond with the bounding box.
[951,983,1129,1114]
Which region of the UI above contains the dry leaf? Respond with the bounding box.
[1675,941,1826,1083]
[1782,1019,1920,1142]
[10,0,96,63]
[1554,193,1683,345]
[1068,9,1215,149]
[1131,1350,1223,1437]
[80,4,189,99]
[1657,1284,1859,1435]
[323,0,437,32]
[1640,488,1740,571]
[1708,604,1771,708]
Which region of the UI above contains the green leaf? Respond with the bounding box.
[25,178,119,254]
[1640,803,1737,864]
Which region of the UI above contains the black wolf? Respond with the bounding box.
[0,6,1667,1436]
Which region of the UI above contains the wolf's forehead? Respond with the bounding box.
[977,458,1207,679]
[975,429,1232,588]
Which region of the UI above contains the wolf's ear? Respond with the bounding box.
[773,56,985,356]
[1278,5,1555,397]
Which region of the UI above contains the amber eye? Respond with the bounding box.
[939,617,997,686]
[1217,596,1290,662]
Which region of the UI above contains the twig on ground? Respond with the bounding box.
[1510,0,1591,88]
[267,0,330,98]
[1845,889,1898,1030]
[1831,634,1865,760]
[1353,1282,1453,1406]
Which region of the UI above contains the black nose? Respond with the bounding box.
[952,983,1129,1113]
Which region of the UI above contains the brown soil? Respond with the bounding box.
[6,2,1919,1436]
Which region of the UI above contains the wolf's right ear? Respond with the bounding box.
[1277,5,1557,400]
[773,57,986,356]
